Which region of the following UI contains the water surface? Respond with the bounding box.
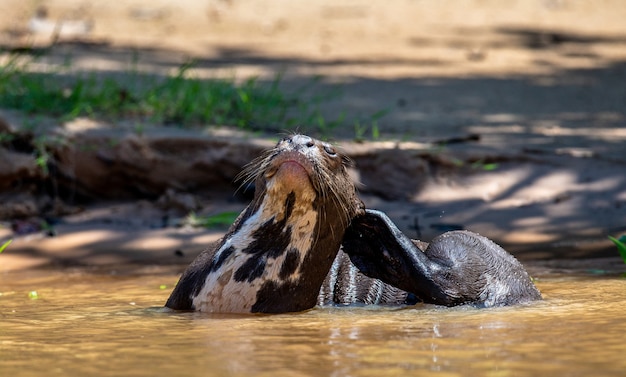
[1,262,625,377]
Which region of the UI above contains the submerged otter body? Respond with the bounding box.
[166,134,541,313]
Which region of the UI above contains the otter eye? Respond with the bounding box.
[323,145,336,156]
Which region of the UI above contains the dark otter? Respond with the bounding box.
[341,210,542,307]
[166,134,541,313]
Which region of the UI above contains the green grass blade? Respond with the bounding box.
[608,236,626,263]
[202,211,240,228]
[0,239,12,253]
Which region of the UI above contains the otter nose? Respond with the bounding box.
[291,135,315,149]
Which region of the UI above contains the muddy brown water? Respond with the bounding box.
[1,262,626,377]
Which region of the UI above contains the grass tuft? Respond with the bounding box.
[0,54,351,134]
[183,211,240,229]
[608,235,626,264]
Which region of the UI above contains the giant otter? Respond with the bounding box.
[166,134,363,313]
[166,134,540,313]
[341,210,541,307]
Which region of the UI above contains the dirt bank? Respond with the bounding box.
[1,0,625,271]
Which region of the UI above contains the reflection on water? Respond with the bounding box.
[2,263,626,377]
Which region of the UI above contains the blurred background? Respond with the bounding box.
[1,0,625,268]
[3,0,626,138]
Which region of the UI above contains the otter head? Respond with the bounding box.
[243,134,361,226]
[177,134,362,313]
